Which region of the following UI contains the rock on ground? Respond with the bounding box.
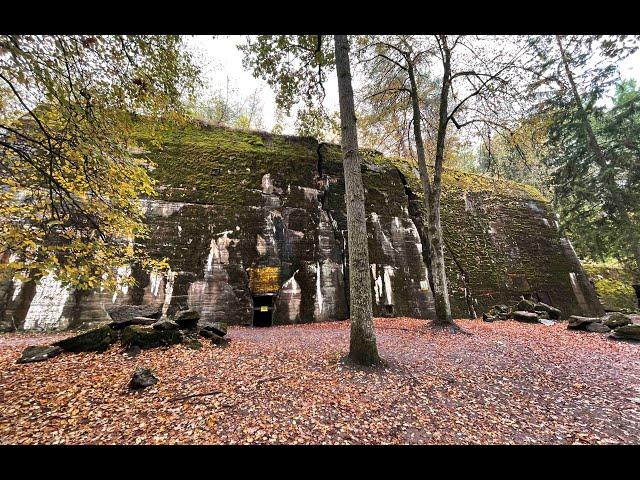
[568,316,601,331]
[174,310,200,330]
[128,367,158,389]
[201,322,228,337]
[198,329,229,346]
[53,325,118,353]
[602,312,632,329]
[483,305,511,322]
[533,302,562,320]
[152,319,180,331]
[121,326,183,350]
[512,311,539,323]
[16,345,63,364]
[106,305,161,324]
[516,299,536,312]
[109,316,158,330]
[610,324,640,341]
[586,323,611,333]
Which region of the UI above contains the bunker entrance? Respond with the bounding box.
[253,294,274,327]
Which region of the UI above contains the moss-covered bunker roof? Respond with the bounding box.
[134,120,547,205]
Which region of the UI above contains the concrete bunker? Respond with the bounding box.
[0,123,606,331]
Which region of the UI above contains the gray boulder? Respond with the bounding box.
[121,325,184,349]
[567,316,601,331]
[199,329,229,346]
[539,319,556,326]
[53,325,118,353]
[513,311,539,323]
[516,299,536,313]
[110,315,157,330]
[106,304,161,324]
[203,322,228,337]
[610,324,640,341]
[602,312,632,329]
[533,302,562,320]
[129,367,158,389]
[174,310,200,329]
[152,319,180,331]
[586,322,611,333]
[484,305,510,321]
[17,345,63,364]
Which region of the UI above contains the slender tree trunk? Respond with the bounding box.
[556,36,606,164]
[406,55,455,328]
[334,34,381,365]
[429,37,455,328]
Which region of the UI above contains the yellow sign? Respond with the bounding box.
[260,306,269,312]
[248,266,280,294]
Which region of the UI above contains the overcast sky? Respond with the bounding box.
[185,35,640,135]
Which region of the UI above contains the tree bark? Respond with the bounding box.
[430,37,455,328]
[406,53,454,327]
[334,35,381,365]
[556,36,606,165]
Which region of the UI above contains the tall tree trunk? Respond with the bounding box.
[556,36,606,164]
[557,35,640,277]
[430,37,455,328]
[406,54,455,328]
[334,34,381,365]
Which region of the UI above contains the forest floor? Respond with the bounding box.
[1,318,639,445]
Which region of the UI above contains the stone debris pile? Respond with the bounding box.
[567,312,639,341]
[16,308,229,364]
[482,298,561,325]
[482,297,639,342]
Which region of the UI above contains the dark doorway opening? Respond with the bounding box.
[253,295,274,327]
[633,284,640,309]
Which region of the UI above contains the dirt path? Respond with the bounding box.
[1,318,638,444]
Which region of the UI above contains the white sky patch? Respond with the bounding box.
[185,35,640,137]
[185,35,340,135]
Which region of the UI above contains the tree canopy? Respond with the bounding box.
[0,35,200,289]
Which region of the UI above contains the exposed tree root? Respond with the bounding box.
[341,353,387,370]
[426,320,473,335]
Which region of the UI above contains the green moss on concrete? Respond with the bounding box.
[130,122,590,320]
[134,120,319,206]
[583,261,638,312]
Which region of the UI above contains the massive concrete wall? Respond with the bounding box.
[0,122,602,331]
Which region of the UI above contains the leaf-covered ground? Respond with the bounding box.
[1,318,639,444]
